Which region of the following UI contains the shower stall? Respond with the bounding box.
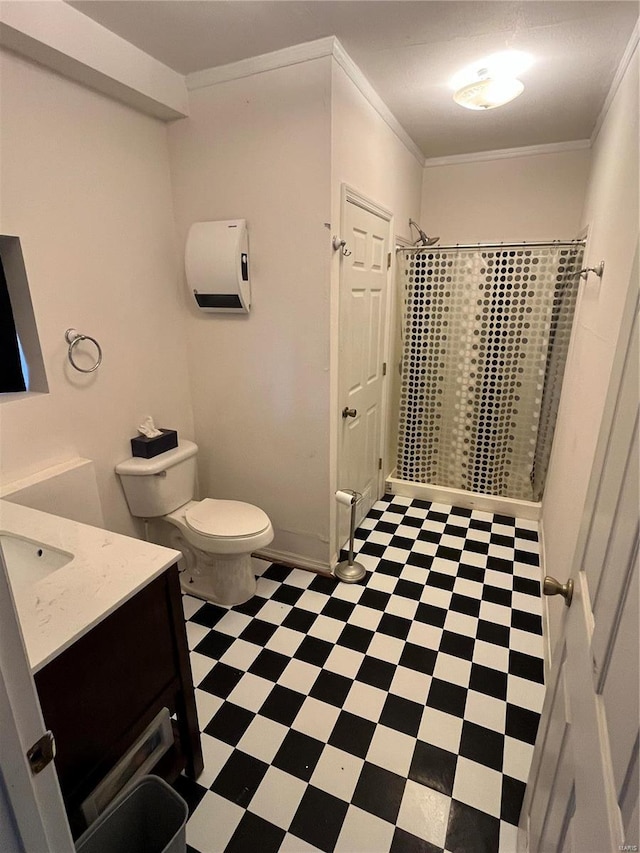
[388,240,584,514]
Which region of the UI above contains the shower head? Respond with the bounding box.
[409,219,440,247]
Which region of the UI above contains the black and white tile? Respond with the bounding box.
[178,495,545,853]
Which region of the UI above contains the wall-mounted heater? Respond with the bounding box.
[185,219,250,313]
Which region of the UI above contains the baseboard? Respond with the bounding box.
[253,547,333,577]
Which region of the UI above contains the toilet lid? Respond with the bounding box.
[185,499,271,539]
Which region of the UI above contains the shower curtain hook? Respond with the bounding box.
[332,236,352,257]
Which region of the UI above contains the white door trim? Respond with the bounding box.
[342,184,394,223]
[0,548,74,852]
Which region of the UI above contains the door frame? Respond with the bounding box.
[336,184,394,553]
[0,545,75,852]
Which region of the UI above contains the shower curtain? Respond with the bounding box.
[396,244,583,502]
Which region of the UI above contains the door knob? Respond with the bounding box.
[342,407,357,419]
[543,576,574,607]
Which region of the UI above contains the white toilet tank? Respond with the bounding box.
[115,440,198,518]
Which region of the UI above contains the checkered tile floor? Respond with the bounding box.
[176,495,545,853]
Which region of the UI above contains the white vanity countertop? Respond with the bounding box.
[0,500,181,673]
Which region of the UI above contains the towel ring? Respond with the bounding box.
[65,328,102,373]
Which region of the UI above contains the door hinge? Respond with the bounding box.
[387,252,391,269]
[382,362,387,376]
[378,457,383,470]
[27,730,56,775]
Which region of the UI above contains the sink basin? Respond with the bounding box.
[0,532,74,596]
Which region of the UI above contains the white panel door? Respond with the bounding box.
[338,194,390,536]
[520,269,639,851]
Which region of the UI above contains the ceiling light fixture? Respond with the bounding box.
[451,50,532,111]
[453,69,524,110]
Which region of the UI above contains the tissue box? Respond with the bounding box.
[130,429,178,459]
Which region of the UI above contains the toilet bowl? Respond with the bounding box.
[115,441,274,606]
[164,499,273,604]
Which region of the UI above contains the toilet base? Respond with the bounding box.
[179,551,257,606]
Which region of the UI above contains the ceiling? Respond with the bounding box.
[68,1,638,159]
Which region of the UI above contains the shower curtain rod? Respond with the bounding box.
[396,239,586,252]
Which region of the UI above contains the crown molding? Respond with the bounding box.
[186,36,425,168]
[591,22,639,146]
[330,39,425,167]
[186,36,336,90]
[423,139,591,169]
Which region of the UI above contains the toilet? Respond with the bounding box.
[115,440,273,605]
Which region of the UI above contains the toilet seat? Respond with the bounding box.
[185,499,271,540]
[165,498,274,557]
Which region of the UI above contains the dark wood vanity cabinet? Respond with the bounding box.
[34,563,203,838]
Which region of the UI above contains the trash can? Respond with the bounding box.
[75,775,188,853]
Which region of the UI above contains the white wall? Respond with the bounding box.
[542,46,639,645]
[420,147,590,243]
[0,50,194,535]
[0,0,189,121]
[168,58,333,570]
[330,60,423,560]
[331,62,423,244]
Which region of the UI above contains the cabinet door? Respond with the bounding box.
[35,571,178,805]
